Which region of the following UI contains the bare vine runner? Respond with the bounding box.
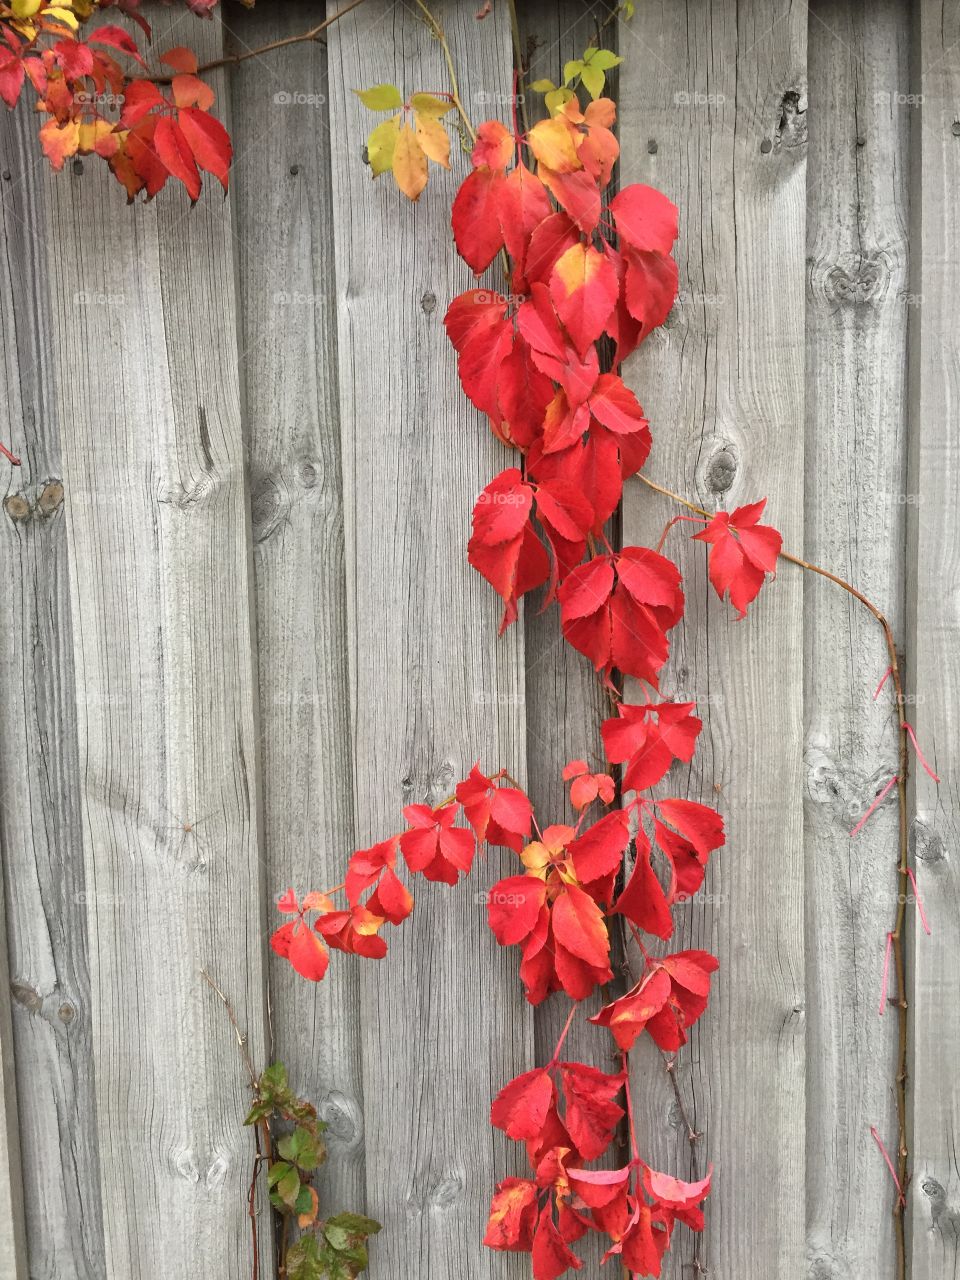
[0,3,934,1280]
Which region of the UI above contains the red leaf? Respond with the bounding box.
[692,498,783,617]
[487,875,546,945]
[656,798,724,860]
[567,1165,631,1209]
[549,243,619,357]
[532,1206,583,1280]
[601,701,702,793]
[471,467,534,543]
[558,1061,624,1161]
[89,25,146,64]
[366,867,413,925]
[499,162,552,278]
[589,967,671,1051]
[491,1067,555,1140]
[345,837,398,905]
[567,811,629,885]
[153,115,201,201]
[271,919,329,982]
[119,79,165,126]
[456,764,532,849]
[623,248,679,330]
[471,119,514,170]
[620,1203,670,1275]
[53,39,94,79]
[552,883,610,970]
[541,165,601,234]
[452,165,507,274]
[178,107,231,189]
[613,831,674,939]
[0,52,24,110]
[160,46,199,74]
[608,183,679,254]
[524,211,581,286]
[484,1177,539,1252]
[468,471,549,631]
[400,803,475,884]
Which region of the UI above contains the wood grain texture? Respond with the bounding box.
[805,4,910,1277]
[326,3,531,1275]
[618,3,807,1276]
[224,2,367,1223]
[0,104,104,1278]
[907,5,960,1276]
[0,863,27,1280]
[38,12,272,1278]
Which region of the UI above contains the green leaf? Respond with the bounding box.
[623,0,636,18]
[277,1125,326,1172]
[266,1160,292,1188]
[563,59,583,86]
[586,48,623,70]
[530,78,556,93]
[409,92,452,118]
[286,1236,325,1280]
[580,64,606,100]
[259,1062,288,1094]
[366,118,399,177]
[243,1100,271,1127]
[324,1213,381,1253]
[545,87,575,117]
[353,83,403,111]
[294,1184,315,1217]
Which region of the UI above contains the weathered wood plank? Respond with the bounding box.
[0,103,104,1278]
[39,13,272,1278]
[805,4,910,1276]
[907,5,960,1275]
[225,2,366,1222]
[0,866,27,1280]
[327,3,531,1275]
[618,3,807,1276]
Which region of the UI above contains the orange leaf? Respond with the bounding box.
[392,121,427,201]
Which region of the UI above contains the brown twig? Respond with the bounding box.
[412,0,476,142]
[152,0,368,83]
[201,971,271,1280]
[636,471,912,1280]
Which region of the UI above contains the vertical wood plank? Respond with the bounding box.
[805,4,909,1277]
[40,13,272,1278]
[225,3,366,1220]
[0,868,27,1280]
[908,5,960,1275]
[0,103,104,1278]
[327,3,531,1275]
[618,3,807,1275]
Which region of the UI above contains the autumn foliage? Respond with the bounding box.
[272,86,783,1279]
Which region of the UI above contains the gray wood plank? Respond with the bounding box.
[804,5,909,1277]
[326,2,531,1275]
[618,2,807,1276]
[0,864,27,1280]
[0,102,104,1278]
[907,5,960,1276]
[38,12,272,1278]
[224,0,367,1221]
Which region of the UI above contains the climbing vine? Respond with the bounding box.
[1,3,934,1280]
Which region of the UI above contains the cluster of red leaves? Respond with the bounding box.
[272,86,785,1280]
[485,1057,711,1278]
[445,101,782,669]
[0,1,230,202]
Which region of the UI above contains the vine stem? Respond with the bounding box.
[172,0,368,80]
[412,0,476,142]
[636,471,911,1280]
[201,971,270,1280]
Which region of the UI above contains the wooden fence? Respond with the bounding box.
[0,1,958,1277]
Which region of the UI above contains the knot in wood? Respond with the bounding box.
[4,493,31,522]
[38,480,64,516]
[821,254,889,307]
[706,449,736,494]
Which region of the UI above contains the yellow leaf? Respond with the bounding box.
[414,112,450,169]
[409,92,452,118]
[11,0,41,16]
[545,87,576,118]
[366,116,399,177]
[393,121,427,201]
[38,118,80,171]
[44,6,80,29]
[527,115,581,172]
